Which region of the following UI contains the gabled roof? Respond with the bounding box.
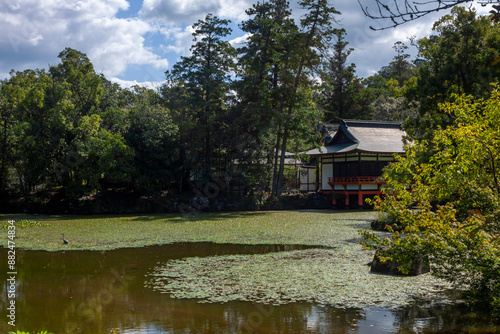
[305,120,406,155]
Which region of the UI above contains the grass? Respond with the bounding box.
[0,210,452,308]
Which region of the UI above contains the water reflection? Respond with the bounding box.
[0,243,496,333]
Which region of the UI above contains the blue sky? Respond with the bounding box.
[0,0,488,88]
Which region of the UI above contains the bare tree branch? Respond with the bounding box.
[358,0,500,30]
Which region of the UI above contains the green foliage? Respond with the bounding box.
[364,41,417,122]
[6,4,499,205]
[236,0,300,193]
[65,113,133,196]
[272,0,339,195]
[1,2,341,200]
[50,48,104,117]
[230,0,334,195]
[126,93,180,191]
[320,28,371,120]
[0,48,136,197]
[165,14,236,180]
[405,7,500,138]
[9,331,53,334]
[363,87,500,314]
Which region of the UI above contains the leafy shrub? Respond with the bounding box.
[361,89,500,316]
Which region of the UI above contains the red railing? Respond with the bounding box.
[328,176,384,184]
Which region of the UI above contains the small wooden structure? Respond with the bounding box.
[304,120,406,208]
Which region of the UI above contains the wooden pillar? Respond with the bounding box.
[358,192,364,207]
[315,163,320,191]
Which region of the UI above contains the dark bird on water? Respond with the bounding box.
[62,233,69,244]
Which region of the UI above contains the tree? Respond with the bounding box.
[1,68,59,193]
[0,83,17,193]
[166,14,236,180]
[358,0,500,30]
[320,29,355,120]
[365,41,416,122]
[46,48,133,195]
[0,49,134,197]
[126,87,179,192]
[319,28,373,121]
[160,82,199,192]
[0,96,8,193]
[49,48,104,117]
[365,41,414,91]
[98,76,133,136]
[404,7,500,138]
[390,41,414,86]
[362,88,500,315]
[235,0,301,194]
[66,113,133,195]
[370,94,413,122]
[326,28,355,120]
[274,0,340,196]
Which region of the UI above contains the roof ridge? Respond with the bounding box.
[341,119,402,127]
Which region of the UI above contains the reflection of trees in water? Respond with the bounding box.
[0,246,495,333]
[234,303,365,334]
[0,245,326,333]
[393,301,472,333]
[300,306,365,334]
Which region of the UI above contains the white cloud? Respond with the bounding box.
[140,0,251,24]
[0,0,493,86]
[217,0,253,22]
[334,0,458,77]
[229,33,251,48]
[110,77,167,90]
[140,0,219,24]
[85,17,169,76]
[159,25,196,54]
[0,0,168,78]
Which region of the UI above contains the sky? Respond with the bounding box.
[0,0,491,89]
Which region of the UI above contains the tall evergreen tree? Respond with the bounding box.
[236,0,298,194]
[322,28,354,120]
[319,28,371,121]
[166,14,237,180]
[390,41,414,86]
[275,0,340,196]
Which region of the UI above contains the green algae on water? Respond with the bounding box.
[146,248,451,309]
[0,211,376,251]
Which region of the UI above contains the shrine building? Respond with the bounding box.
[303,120,407,208]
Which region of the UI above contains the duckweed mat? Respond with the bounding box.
[146,248,451,308]
[1,210,454,308]
[0,210,376,251]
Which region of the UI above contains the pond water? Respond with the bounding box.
[0,243,496,334]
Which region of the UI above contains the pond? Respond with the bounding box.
[0,243,496,333]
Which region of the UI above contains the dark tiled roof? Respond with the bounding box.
[305,120,406,155]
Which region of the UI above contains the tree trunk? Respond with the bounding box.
[276,122,289,196]
[205,118,211,177]
[0,111,8,193]
[271,122,282,196]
